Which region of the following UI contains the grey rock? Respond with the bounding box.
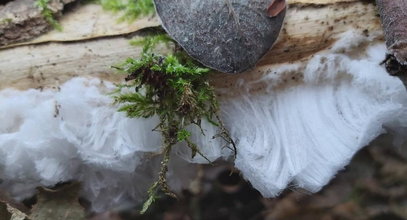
[154,0,286,73]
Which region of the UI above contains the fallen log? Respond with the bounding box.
[0,0,382,91]
[0,0,406,213]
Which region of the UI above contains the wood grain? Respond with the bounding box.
[0,0,383,91]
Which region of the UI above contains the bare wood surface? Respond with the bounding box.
[0,37,141,90]
[0,0,382,91]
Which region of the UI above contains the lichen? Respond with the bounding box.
[35,0,62,31]
[94,0,155,22]
[112,33,236,214]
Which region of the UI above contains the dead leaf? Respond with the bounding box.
[0,202,12,220]
[0,190,29,220]
[7,205,27,220]
[267,0,286,17]
[29,183,86,220]
[0,202,28,220]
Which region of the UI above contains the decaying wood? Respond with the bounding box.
[376,0,407,86]
[376,0,407,65]
[0,0,76,46]
[0,3,160,49]
[0,0,382,91]
[0,37,145,90]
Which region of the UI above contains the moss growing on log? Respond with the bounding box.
[35,0,62,31]
[112,33,236,214]
[95,0,155,21]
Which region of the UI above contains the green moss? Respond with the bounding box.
[94,0,155,22]
[129,33,173,53]
[112,34,236,214]
[35,0,62,31]
[0,18,13,25]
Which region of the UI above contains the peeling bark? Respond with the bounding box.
[0,3,160,49]
[376,0,407,86]
[0,0,76,46]
[376,0,407,65]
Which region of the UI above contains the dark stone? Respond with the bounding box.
[154,0,286,73]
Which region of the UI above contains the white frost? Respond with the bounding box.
[222,43,407,197]
[0,78,196,211]
[0,31,406,211]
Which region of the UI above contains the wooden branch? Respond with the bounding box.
[0,0,382,91]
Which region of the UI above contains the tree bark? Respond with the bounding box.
[0,0,76,46]
[376,0,407,86]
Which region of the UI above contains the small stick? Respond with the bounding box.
[376,0,407,86]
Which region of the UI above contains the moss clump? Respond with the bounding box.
[35,0,62,31]
[112,33,236,214]
[0,18,13,25]
[94,0,155,22]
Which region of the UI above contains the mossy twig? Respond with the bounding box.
[112,33,236,214]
